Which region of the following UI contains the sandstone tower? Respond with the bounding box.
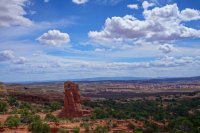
[58,81,91,118]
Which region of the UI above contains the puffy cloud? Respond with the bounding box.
[142,1,155,10]
[0,0,32,27]
[148,0,174,6]
[89,4,200,45]
[143,4,179,21]
[0,50,15,61]
[13,57,27,64]
[37,30,70,46]
[72,0,88,4]
[180,8,200,21]
[0,50,27,64]
[127,4,138,9]
[158,44,174,54]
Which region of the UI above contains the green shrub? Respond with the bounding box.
[73,127,80,133]
[144,121,160,133]
[20,111,41,124]
[42,123,51,133]
[45,113,59,122]
[0,122,3,128]
[93,108,108,119]
[35,107,42,113]
[10,108,18,114]
[28,120,50,133]
[80,122,91,132]
[127,122,135,130]
[20,108,40,124]
[94,126,109,133]
[49,102,62,112]
[8,96,19,107]
[20,102,31,110]
[168,117,194,133]
[134,128,143,133]
[0,101,7,113]
[31,115,41,122]
[5,115,20,128]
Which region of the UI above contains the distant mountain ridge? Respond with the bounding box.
[77,77,150,81]
[5,76,200,84]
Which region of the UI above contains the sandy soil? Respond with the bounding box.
[0,113,144,133]
[0,114,10,123]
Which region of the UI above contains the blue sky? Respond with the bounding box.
[0,0,200,82]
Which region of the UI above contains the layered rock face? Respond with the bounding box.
[58,81,91,118]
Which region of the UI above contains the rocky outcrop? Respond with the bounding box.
[58,81,91,118]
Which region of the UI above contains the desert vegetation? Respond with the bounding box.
[84,96,200,133]
[0,93,200,132]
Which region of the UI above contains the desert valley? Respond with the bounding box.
[1,0,200,132]
[0,77,200,132]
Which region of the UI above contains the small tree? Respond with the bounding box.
[144,121,160,133]
[0,101,7,113]
[80,122,91,132]
[28,120,51,133]
[45,113,59,122]
[8,96,19,107]
[73,127,80,133]
[20,108,41,124]
[20,102,31,110]
[134,128,143,133]
[94,126,109,133]
[49,102,62,112]
[5,115,21,128]
[168,117,194,133]
[127,122,135,130]
[42,123,51,133]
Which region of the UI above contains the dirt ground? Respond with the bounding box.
[0,113,141,133]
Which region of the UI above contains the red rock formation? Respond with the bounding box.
[58,81,91,118]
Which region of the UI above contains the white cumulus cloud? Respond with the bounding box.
[158,44,174,54]
[0,0,32,27]
[127,4,138,9]
[0,50,15,61]
[0,50,27,64]
[13,57,27,64]
[88,4,200,46]
[142,1,155,10]
[37,30,70,46]
[72,0,88,4]
[180,8,200,21]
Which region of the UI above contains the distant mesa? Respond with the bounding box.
[58,81,91,118]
